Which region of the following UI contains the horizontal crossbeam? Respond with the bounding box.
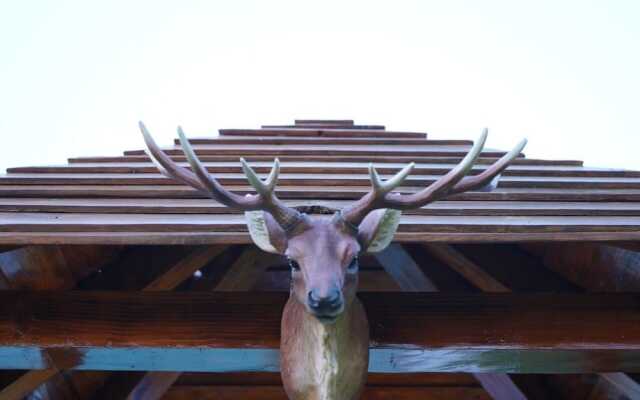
[1,291,639,373]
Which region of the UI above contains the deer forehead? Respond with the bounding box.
[287,220,359,263]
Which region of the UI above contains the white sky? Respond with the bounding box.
[1,1,639,172]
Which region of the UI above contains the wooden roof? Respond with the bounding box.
[1,119,640,244]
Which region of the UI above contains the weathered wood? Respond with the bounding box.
[375,245,525,400]
[422,244,510,292]
[119,246,277,400]
[0,369,59,400]
[521,243,640,291]
[374,244,438,291]
[161,385,491,399]
[0,292,638,372]
[599,373,640,399]
[123,144,513,158]
[9,161,635,178]
[5,172,640,190]
[177,136,463,146]
[66,154,583,166]
[144,245,226,291]
[223,128,419,138]
[3,198,640,217]
[3,213,640,235]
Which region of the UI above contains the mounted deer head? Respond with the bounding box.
[140,122,526,323]
[141,122,526,399]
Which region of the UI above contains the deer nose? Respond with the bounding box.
[308,289,343,314]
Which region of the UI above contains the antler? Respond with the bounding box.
[341,129,527,226]
[139,121,303,231]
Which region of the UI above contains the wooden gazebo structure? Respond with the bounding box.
[0,119,639,399]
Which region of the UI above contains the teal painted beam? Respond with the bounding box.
[0,291,639,373]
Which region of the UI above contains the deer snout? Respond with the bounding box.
[308,288,343,319]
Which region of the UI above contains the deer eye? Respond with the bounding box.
[288,258,301,271]
[346,256,359,273]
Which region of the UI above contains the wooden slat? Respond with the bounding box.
[3,185,640,203]
[174,371,480,386]
[222,128,417,138]
[1,292,640,373]
[3,172,640,190]
[178,136,460,146]
[66,154,583,166]
[2,213,640,233]
[9,161,635,178]
[294,119,355,125]
[2,199,640,217]
[123,144,512,158]
[161,385,491,400]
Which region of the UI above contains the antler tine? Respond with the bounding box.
[394,128,488,204]
[176,127,261,209]
[341,129,526,226]
[141,122,303,231]
[448,137,527,194]
[139,121,208,193]
[369,162,415,195]
[241,157,280,197]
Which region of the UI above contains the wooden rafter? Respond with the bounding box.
[0,291,632,373]
[376,244,527,400]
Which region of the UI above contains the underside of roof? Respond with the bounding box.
[1,119,640,244]
[0,120,639,400]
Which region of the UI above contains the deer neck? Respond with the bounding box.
[280,296,369,400]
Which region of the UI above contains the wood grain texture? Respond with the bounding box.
[160,385,491,400]
[375,245,525,400]
[9,161,635,178]
[0,292,639,373]
[66,154,583,166]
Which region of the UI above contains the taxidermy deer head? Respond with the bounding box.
[140,122,526,400]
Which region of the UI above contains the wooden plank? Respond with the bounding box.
[173,371,480,386]
[8,161,635,178]
[1,292,640,373]
[294,119,355,125]
[2,198,640,217]
[223,128,418,138]
[123,144,513,158]
[66,154,583,166]
[161,385,491,399]
[4,184,640,202]
[4,231,640,245]
[178,136,462,146]
[4,172,640,190]
[2,213,640,234]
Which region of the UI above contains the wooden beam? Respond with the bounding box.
[0,292,638,372]
[599,373,640,398]
[421,244,510,292]
[16,246,228,400]
[121,246,278,400]
[521,242,640,291]
[376,244,525,400]
[161,385,491,399]
[374,244,438,291]
[0,369,58,399]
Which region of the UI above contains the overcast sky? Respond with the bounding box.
[1,1,639,172]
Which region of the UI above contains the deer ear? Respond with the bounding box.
[357,209,401,253]
[244,211,288,254]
